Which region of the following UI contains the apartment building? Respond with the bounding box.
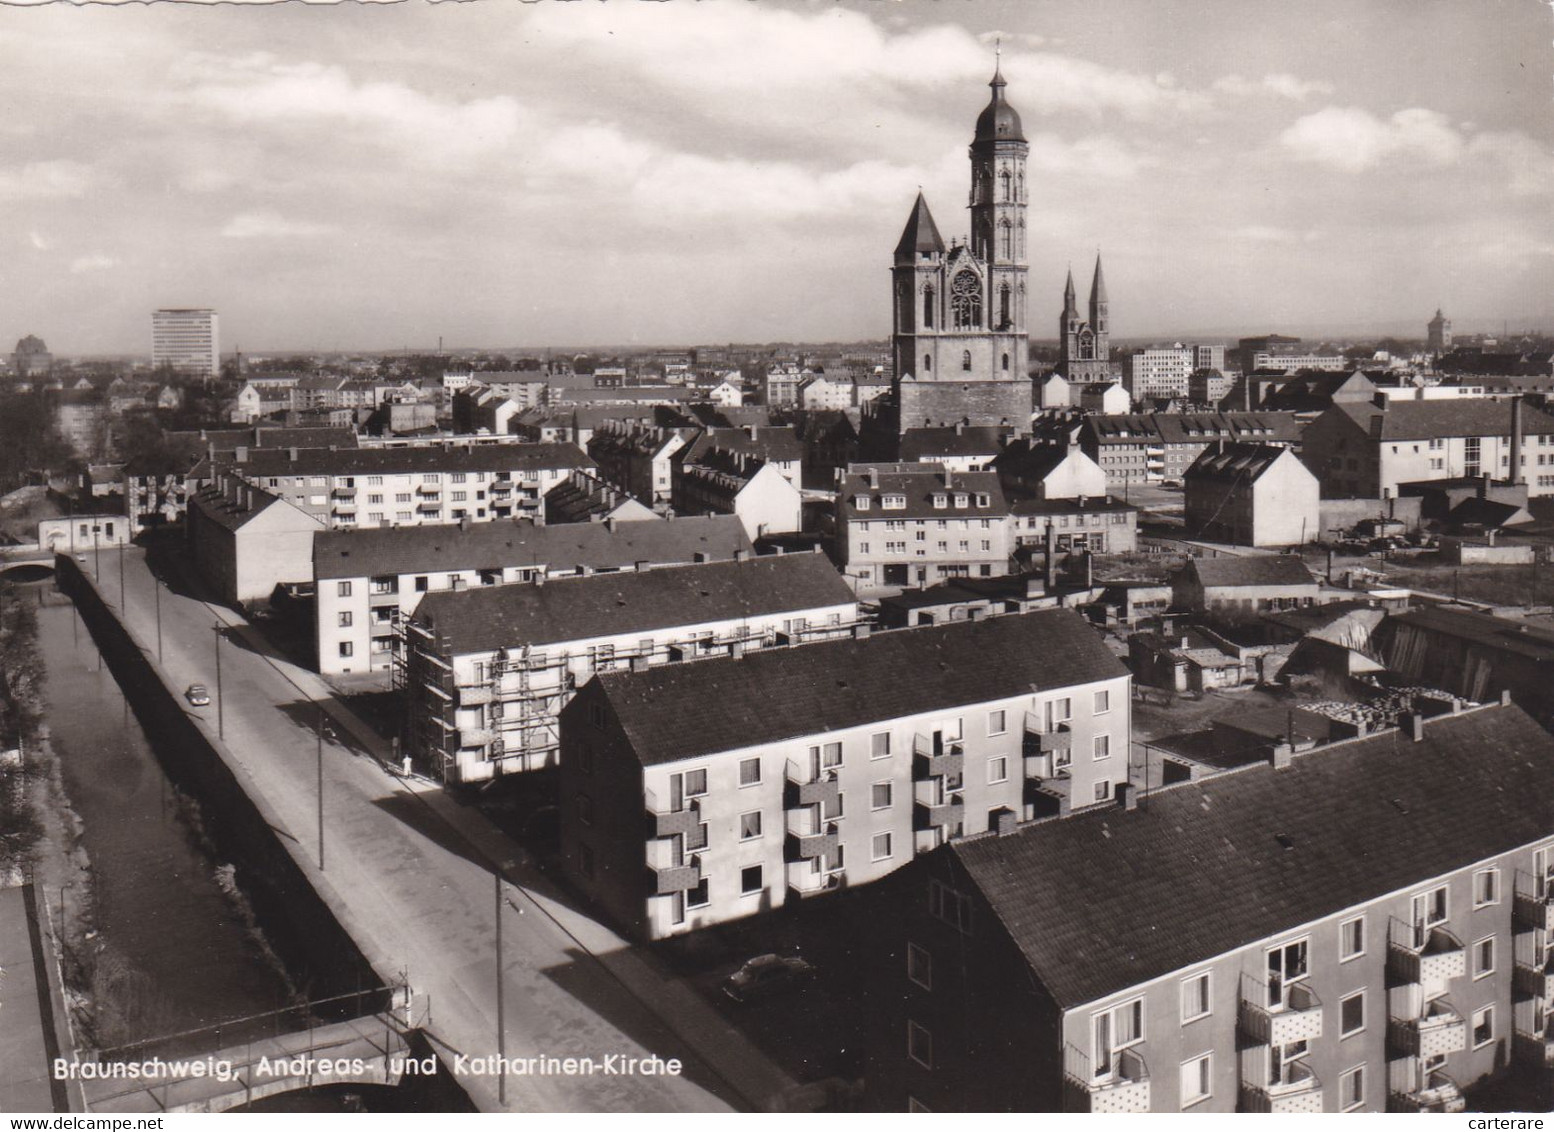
[312,513,752,675]
[1123,347,1194,401]
[213,441,592,530]
[587,423,691,505]
[836,463,1011,595]
[187,477,326,605]
[557,609,1131,941]
[1183,444,1321,548]
[151,308,219,379]
[865,700,1554,1112]
[1080,413,1303,490]
[673,452,803,540]
[406,553,859,783]
[1302,399,1554,499]
[899,426,1012,472]
[679,426,803,486]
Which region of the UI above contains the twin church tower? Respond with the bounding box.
[885,60,1109,434]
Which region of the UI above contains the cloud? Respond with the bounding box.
[0,160,92,200]
[221,211,336,239]
[1278,106,1463,171]
[1214,73,1334,101]
[1467,130,1554,196]
[69,254,119,274]
[1003,53,1209,120]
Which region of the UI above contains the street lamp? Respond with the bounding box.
[316,706,332,871]
[154,579,163,663]
[213,623,224,740]
[495,870,506,1106]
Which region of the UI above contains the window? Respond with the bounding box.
[872,832,893,861]
[687,878,709,909]
[882,493,907,510]
[1181,972,1211,1023]
[1093,734,1110,760]
[1411,885,1448,944]
[817,741,843,769]
[337,611,353,627]
[1472,1005,1494,1048]
[685,821,708,851]
[576,793,594,827]
[1092,998,1144,1077]
[871,782,893,811]
[1179,1053,1211,1108]
[907,1020,933,1069]
[684,769,708,797]
[738,757,761,787]
[1045,698,1072,728]
[1474,867,1500,908]
[1094,689,1111,714]
[338,641,353,657]
[1339,990,1365,1037]
[927,880,973,934]
[415,576,428,593]
[1340,1065,1365,1112]
[1340,915,1365,962]
[1474,935,1495,979]
[740,865,762,896]
[950,270,981,330]
[987,756,1008,784]
[854,495,871,511]
[738,811,762,841]
[871,732,891,759]
[906,942,932,990]
[337,580,353,597]
[987,709,1006,736]
[1266,938,1308,1008]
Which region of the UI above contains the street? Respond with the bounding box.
[74,542,797,1113]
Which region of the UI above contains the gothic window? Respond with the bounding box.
[1017,170,1024,202]
[962,351,972,372]
[1017,218,1025,259]
[999,284,1011,329]
[1002,353,1010,372]
[999,220,1013,261]
[924,354,932,373]
[1080,330,1095,361]
[1000,168,1011,202]
[923,285,935,329]
[898,282,911,332]
[951,271,981,330]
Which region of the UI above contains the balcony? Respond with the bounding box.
[1240,979,1324,1047]
[331,486,356,499]
[1023,713,1072,758]
[1062,1046,1149,1114]
[1025,775,1073,818]
[651,860,700,895]
[1513,874,1554,932]
[457,726,495,748]
[647,800,701,841]
[1388,922,1466,987]
[912,734,964,780]
[455,684,494,707]
[913,796,965,832]
[331,501,357,514]
[1239,1060,1322,1114]
[1388,998,1467,1060]
[1514,1027,1554,1069]
[417,501,442,513]
[416,483,442,496]
[787,867,843,900]
[783,766,840,810]
[1513,950,1554,1001]
[784,826,839,862]
[1389,1070,1466,1114]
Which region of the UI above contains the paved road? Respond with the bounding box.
[75,545,796,1113]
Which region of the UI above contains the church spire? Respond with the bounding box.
[894,191,946,261]
[1090,254,1108,305]
[1063,268,1078,316]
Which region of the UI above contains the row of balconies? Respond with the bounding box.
[1388,1071,1467,1113]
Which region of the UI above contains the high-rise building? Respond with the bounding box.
[886,61,1031,435]
[1428,308,1453,355]
[151,308,219,379]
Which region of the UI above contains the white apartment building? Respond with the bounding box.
[152,308,219,379]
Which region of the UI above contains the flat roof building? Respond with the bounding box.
[152,308,219,379]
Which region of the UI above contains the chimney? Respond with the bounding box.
[966,606,985,622]
[605,516,617,532]
[991,807,1019,835]
[1044,522,1057,590]
[868,467,880,490]
[459,515,470,532]
[955,421,965,436]
[733,548,747,562]
[1083,550,1094,589]
[693,551,709,563]
[1511,395,1525,486]
[1116,782,1138,811]
[634,560,649,572]
[629,655,649,673]
[730,640,745,659]
[1480,473,1491,499]
[289,447,299,461]
[1270,741,1294,769]
[235,446,249,463]
[944,468,954,491]
[1501,688,1513,706]
[745,424,757,439]
[1409,713,1425,742]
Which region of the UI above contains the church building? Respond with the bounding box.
[1058,255,1113,383]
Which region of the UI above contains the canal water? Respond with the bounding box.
[32,587,297,1050]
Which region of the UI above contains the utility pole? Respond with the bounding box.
[118,541,125,608]
[495,871,506,1106]
[213,623,224,740]
[317,706,328,871]
[154,580,162,663]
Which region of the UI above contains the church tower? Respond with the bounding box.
[1427,308,1452,356]
[884,58,1032,437]
[1058,253,1114,383]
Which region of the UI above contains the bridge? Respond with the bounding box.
[76,988,425,1113]
[0,543,56,579]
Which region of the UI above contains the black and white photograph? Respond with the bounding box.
[0,0,1552,1119]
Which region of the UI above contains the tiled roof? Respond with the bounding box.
[1081,412,1302,446]
[838,464,1006,521]
[1186,554,1316,589]
[221,441,591,478]
[949,702,1554,1009]
[413,552,854,656]
[595,608,1128,765]
[312,513,751,580]
[899,426,1012,461]
[1183,442,1296,484]
[1330,398,1554,441]
[1386,605,1554,662]
[683,426,803,466]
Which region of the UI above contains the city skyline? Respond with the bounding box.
[2,0,1551,355]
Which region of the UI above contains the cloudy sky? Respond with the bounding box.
[2,0,1550,355]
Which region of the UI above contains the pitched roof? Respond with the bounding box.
[895,192,946,258]
[1183,442,1297,484]
[1330,398,1554,441]
[949,702,1554,1009]
[594,608,1127,765]
[682,426,803,467]
[1386,605,1554,662]
[222,441,592,477]
[1185,554,1316,589]
[838,464,1006,521]
[312,513,752,580]
[413,552,854,656]
[899,426,1012,461]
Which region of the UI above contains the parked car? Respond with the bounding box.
[184,683,211,707]
[721,953,815,1003]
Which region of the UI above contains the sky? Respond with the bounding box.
[1,0,1551,355]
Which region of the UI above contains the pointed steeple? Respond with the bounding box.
[1090,254,1108,305]
[1062,268,1078,317]
[894,191,946,260]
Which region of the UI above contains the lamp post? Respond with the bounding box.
[495,871,506,1106]
[316,707,331,871]
[154,579,162,663]
[213,623,224,740]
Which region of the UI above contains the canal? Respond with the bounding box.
[31,585,297,1050]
